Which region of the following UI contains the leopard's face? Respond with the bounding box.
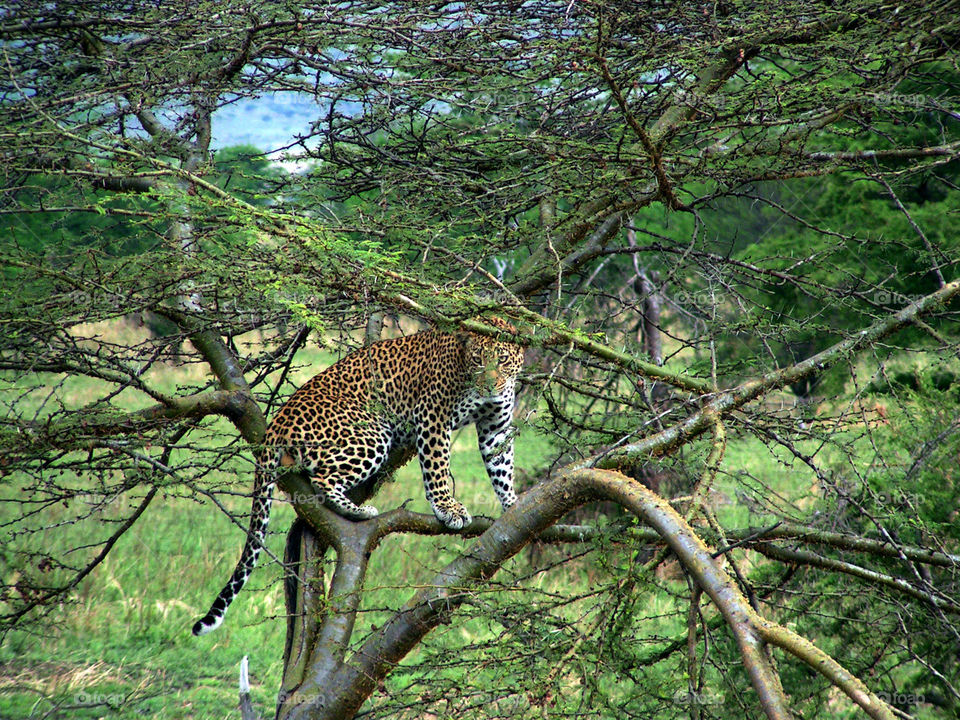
[464,318,524,396]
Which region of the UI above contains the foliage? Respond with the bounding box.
[1,2,959,719]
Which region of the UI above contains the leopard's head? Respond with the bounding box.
[463,317,524,394]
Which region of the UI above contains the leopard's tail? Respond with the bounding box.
[192,460,276,636]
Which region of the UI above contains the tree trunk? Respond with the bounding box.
[278,520,329,718]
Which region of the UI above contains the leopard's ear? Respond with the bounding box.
[460,331,484,362]
[478,315,518,335]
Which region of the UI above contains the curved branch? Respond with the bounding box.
[727,523,960,569]
[163,310,267,443]
[597,472,894,720]
[282,466,895,720]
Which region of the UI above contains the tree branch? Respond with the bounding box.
[283,465,898,720]
[0,389,254,462]
[752,543,960,614]
[587,278,960,469]
[0,486,157,627]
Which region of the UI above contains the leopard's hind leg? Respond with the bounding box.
[305,416,394,521]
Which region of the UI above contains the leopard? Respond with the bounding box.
[192,317,524,636]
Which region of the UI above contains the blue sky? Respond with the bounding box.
[212,93,321,154]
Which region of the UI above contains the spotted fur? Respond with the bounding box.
[192,318,523,636]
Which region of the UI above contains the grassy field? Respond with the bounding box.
[0,426,568,719]
[0,323,882,719]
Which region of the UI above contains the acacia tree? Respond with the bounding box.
[2,2,960,719]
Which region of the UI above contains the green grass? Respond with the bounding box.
[0,429,561,719]
[0,481,294,718]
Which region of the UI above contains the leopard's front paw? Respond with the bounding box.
[433,500,472,530]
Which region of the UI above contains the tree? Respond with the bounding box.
[1,2,959,719]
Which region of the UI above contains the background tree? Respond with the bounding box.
[1,2,959,719]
